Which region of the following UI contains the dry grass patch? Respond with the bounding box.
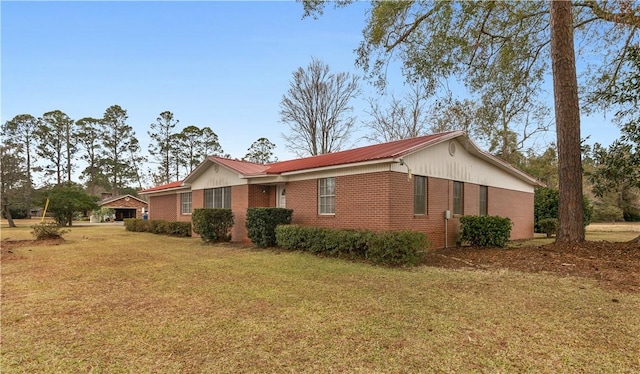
[2,224,640,372]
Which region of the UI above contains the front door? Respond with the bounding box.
[277,184,286,208]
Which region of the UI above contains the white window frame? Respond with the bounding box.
[204,187,231,209]
[318,177,336,215]
[181,192,192,214]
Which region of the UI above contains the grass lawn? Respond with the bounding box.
[2,221,640,372]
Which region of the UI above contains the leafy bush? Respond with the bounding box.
[534,187,593,232]
[322,229,373,257]
[31,222,69,240]
[538,218,558,238]
[593,203,625,222]
[276,225,427,266]
[246,207,293,247]
[275,224,308,250]
[124,218,149,232]
[366,230,428,266]
[8,208,28,219]
[35,183,99,226]
[166,221,192,237]
[149,220,169,234]
[460,215,512,247]
[93,207,115,223]
[192,208,234,242]
[124,218,190,237]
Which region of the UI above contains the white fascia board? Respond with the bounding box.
[277,158,397,177]
[139,186,190,196]
[461,140,544,187]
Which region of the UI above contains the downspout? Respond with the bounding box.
[445,180,450,248]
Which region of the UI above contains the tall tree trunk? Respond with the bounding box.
[2,195,16,228]
[549,0,584,243]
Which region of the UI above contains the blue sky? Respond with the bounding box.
[1,1,620,184]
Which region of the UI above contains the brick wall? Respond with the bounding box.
[387,175,453,249]
[148,194,178,221]
[286,173,391,231]
[146,172,534,246]
[285,171,534,248]
[248,185,273,208]
[231,185,249,242]
[488,186,535,240]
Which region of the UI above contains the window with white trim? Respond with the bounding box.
[204,187,231,209]
[414,175,427,215]
[181,192,192,214]
[318,177,336,215]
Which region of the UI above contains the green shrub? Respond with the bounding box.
[246,207,293,247]
[592,203,624,222]
[6,208,28,219]
[94,207,115,223]
[149,220,169,234]
[275,224,308,250]
[534,187,593,232]
[460,215,512,247]
[276,225,427,266]
[322,229,373,257]
[31,222,69,240]
[366,230,428,266]
[124,218,190,237]
[166,221,192,237]
[192,208,234,242]
[538,218,558,238]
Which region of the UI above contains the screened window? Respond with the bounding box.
[204,187,231,209]
[453,181,464,215]
[414,175,427,215]
[181,192,192,214]
[479,185,488,216]
[318,177,336,214]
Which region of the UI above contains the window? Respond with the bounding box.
[414,175,427,215]
[204,187,231,209]
[479,185,488,216]
[318,177,335,214]
[181,192,192,214]
[453,181,464,215]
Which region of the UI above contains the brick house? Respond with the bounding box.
[139,131,542,248]
[98,194,148,221]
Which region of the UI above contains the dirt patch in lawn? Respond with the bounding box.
[424,239,640,293]
[1,237,66,252]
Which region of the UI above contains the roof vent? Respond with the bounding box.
[448,141,456,156]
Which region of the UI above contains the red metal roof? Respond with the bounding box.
[265,131,461,174]
[139,180,184,193]
[208,156,269,175]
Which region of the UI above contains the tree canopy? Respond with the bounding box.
[36,183,99,226]
[302,0,640,243]
[280,57,360,156]
[589,45,640,197]
[243,137,278,164]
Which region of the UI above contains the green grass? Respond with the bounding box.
[2,222,640,372]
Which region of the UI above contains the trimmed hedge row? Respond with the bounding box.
[246,207,293,247]
[460,215,512,247]
[124,218,192,237]
[275,225,429,266]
